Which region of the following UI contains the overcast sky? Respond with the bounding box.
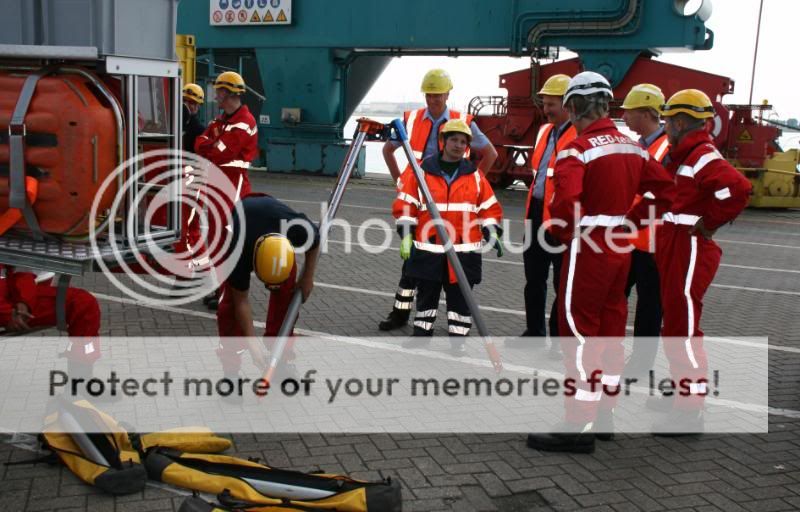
[361,0,798,121]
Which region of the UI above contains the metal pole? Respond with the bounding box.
[748,0,765,106]
[57,406,110,467]
[389,119,503,372]
[263,128,369,383]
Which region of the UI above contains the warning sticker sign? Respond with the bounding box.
[738,129,754,142]
[210,0,292,25]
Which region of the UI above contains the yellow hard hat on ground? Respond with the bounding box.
[253,234,295,287]
[537,74,571,97]
[439,119,472,141]
[214,71,246,95]
[661,89,715,119]
[182,83,205,104]
[420,69,453,94]
[621,83,664,112]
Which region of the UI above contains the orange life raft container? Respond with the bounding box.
[0,68,120,236]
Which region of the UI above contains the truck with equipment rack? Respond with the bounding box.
[0,0,184,328]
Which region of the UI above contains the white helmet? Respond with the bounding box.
[563,71,613,105]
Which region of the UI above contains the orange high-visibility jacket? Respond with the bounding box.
[630,132,670,252]
[393,156,503,284]
[403,108,473,173]
[524,123,578,222]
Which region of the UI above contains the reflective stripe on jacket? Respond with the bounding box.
[404,108,473,165]
[393,156,503,283]
[524,123,578,222]
[194,105,259,169]
[662,130,751,232]
[549,118,676,246]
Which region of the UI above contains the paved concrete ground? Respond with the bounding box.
[3,171,800,511]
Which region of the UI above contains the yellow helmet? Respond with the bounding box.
[214,71,246,95]
[253,234,295,287]
[537,74,571,97]
[661,89,715,119]
[182,83,205,104]
[420,69,453,94]
[439,118,472,141]
[621,83,664,112]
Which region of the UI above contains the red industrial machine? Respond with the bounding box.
[471,55,799,207]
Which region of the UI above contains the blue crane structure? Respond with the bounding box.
[178,0,713,175]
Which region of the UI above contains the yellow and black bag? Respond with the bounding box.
[40,399,147,495]
[178,495,322,511]
[146,448,401,512]
[24,399,232,495]
[133,427,233,454]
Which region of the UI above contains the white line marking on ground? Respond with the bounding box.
[92,290,797,354]
[716,239,800,250]
[88,294,799,420]
[283,199,384,211]
[322,239,800,293]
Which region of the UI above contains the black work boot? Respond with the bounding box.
[449,338,466,356]
[379,309,410,331]
[219,373,244,406]
[402,336,431,349]
[547,340,562,360]
[527,421,596,454]
[646,394,675,412]
[653,410,704,437]
[593,409,615,441]
[67,360,121,404]
[504,331,547,349]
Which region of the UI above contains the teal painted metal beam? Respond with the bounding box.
[178,0,713,174]
[180,0,710,54]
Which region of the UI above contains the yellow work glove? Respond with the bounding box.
[400,234,413,260]
[491,232,505,258]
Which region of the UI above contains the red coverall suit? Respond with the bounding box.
[215,195,319,375]
[0,265,101,363]
[194,105,258,262]
[216,264,298,374]
[549,118,675,424]
[656,130,751,411]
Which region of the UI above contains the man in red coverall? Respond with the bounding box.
[526,72,676,454]
[215,195,320,391]
[194,71,258,309]
[648,89,752,434]
[0,265,101,377]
